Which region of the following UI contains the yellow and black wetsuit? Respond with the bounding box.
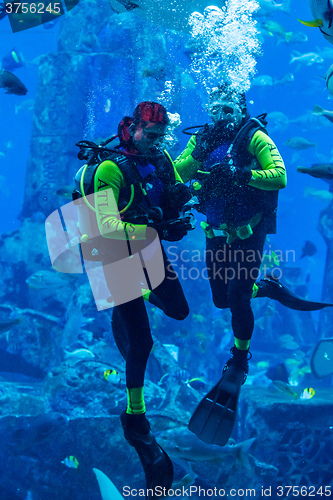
[174,123,286,347]
[94,152,189,398]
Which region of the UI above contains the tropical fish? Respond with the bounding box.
[325,63,333,96]
[266,111,290,132]
[64,348,96,362]
[186,377,206,390]
[300,162,333,180]
[93,468,124,500]
[311,338,333,378]
[103,368,122,383]
[299,387,315,400]
[2,48,25,71]
[313,104,333,123]
[284,137,316,149]
[0,317,22,335]
[277,31,308,45]
[61,455,79,468]
[260,20,286,38]
[299,0,333,45]
[252,75,274,87]
[305,187,333,203]
[300,240,317,259]
[15,99,35,114]
[26,270,76,290]
[255,0,291,17]
[275,72,295,85]
[0,69,27,95]
[290,51,324,66]
[271,380,298,399]
[157,426,255,463]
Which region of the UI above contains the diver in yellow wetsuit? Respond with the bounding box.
[75,102,192,494]
[175,84,287,446]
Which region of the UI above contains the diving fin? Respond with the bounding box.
[121,412,173,497]
[256,276,333,311]
[188,364,244,447]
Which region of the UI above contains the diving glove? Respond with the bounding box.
[149,217,193,242]
[209,163,252,190]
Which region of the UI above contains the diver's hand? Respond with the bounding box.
[209,163,252,189]
[148,217,193,242]
[191,122,227,162]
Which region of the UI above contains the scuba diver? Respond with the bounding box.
[174,83,333,447]
[74,102,193,495]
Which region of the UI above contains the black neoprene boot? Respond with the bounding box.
[120,411,173,498]
[223,346,252,385]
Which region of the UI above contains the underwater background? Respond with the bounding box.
[0,0,333,498]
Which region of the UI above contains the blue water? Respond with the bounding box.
[0,2,332,496]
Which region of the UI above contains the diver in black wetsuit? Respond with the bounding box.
[175,84,333,446]
[75,102,193,494]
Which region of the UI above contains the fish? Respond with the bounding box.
[64,348,96,362]
[305,187,333,202]
[271,380,298,399]
[14,99,35,114]
[297,163,333,179]
[299,0,333,45]
[300,387,315,400]
[61,455,79,468]
[93,468,124,500]
[266,111,290,132]
[12,412,68,444]
[159,369,191,386]
[260,20,286,38]
[252,75,274,87]
[0,69,27,95]
[103,368,122,383]
[289,51,324,66]
[142,66,169,81]
[55,185,75,199]
[107,0,228,32]
[255,0,291,17]
[274,72,294,85]
[313,104,333,123]
[157,426,255,464]
[325,63,333,96]
[285,137,316,149]
[26,270,76,290]
[0,317,22,335]
[301,240,317,259]
[186,377,206,390]
[277,31,308,45]
[2,48,25,71]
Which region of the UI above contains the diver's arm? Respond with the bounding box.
[94,160,147,240]
[174,136,203,183]
[247,130,287,191]
[163,150,185,182]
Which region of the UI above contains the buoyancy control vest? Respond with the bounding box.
[193,114,279,234]
[72,147,191,259]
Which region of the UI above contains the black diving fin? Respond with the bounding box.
[188,364,244,447]
[256,276,333,311]
[121,412,173,497]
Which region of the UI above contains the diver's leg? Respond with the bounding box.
[227,222,267,366]
[205,236,229,309]
[146,246,190,320]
